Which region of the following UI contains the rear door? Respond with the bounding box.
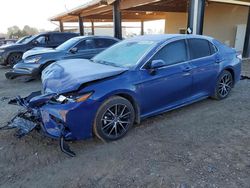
[187,38,219,97]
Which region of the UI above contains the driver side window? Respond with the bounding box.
[35,36,47,44]
[152,39,188,66]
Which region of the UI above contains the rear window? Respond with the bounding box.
[188,39,211,59]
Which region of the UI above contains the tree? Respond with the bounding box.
[7,25,39,39]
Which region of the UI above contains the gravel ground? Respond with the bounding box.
[0,61,250,188]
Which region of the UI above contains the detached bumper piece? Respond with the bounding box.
[0,111,38,138]
[4,94,77,157]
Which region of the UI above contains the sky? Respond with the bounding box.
[0,0,92,33]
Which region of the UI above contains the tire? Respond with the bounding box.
[7,53,22,67]
[213,70,233,100]
[93,96,135,142]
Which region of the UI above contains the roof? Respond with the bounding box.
[126,34,215,43]
[50,0,250,23]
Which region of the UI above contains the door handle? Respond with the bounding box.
[215,58,222,63]
[183,66,192,72]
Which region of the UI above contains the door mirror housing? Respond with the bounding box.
[150,59,166,69]
[147,60,166,75]
[32,40,39,46]
[70,47,78,54]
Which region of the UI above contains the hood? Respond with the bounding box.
[23,47,59,59]
[0,43,25,50]
[42,59,127,94]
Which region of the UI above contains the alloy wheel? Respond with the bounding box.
[101,104,131,139]
[218,73,233,97]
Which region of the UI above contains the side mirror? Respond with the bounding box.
[148,60,166,75]
[32,40,39,46]
[70,47,78,53]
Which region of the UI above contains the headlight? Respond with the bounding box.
[25,56,42,63]
[0,49,5,53]
[54,92,93,104]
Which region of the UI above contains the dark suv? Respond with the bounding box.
[0,32,78,66]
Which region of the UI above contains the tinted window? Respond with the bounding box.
[209,42,217,54]
[152,40,187,66]
[75,39,95,50]
[52,34,64,42]
[188,39,211,59]
[94,38,117,48]
[36,35,48,44]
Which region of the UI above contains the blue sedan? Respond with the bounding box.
[7,34,241,156]
[5,36,119,80]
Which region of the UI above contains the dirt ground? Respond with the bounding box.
[0,61,250,188]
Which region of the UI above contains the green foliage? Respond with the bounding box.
[7,25,39,38]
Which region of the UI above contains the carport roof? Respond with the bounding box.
[50,0,250,23]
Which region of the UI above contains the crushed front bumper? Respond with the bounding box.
[2,92,76,157]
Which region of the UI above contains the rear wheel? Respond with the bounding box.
[8,53,22,67]
[213,70,233,100]
[93,96,135,142]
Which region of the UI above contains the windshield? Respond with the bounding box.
[16,36,32,44]
[21,35,38,44]
[92,40,156,68]
[56,38,79,51]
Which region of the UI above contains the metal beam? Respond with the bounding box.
[243,7,250,58]
[187,0,205,35]
[78,15,84,36]
[113,0,122,39]
[128,5,187,12]
[59,21,64,32]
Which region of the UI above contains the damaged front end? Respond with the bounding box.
[1,91,76,157]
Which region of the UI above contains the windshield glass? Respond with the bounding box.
[21,35,38,44]
[16,36,32,44]
[56,38,79,51]
[92,40,156,68]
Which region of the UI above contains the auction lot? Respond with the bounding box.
[0,61,250,188]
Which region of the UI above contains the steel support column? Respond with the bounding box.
[113,0,122,39]
[141,20,144,35]
[187,0,205,35]
[78,15,84,36]
[243,7,250,58]
[91,21,95,35]
[59,21,64,32]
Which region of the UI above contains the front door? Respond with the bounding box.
[137,39,193,116]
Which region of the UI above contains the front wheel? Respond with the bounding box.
[93,96,135,142]
[213,70,233,100]
[7,53,22,67]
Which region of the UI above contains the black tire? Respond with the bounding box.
[7,53,22,67]
[93,96,135,142]
[213,70,233,100]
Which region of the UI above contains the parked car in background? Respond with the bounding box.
[5,36,120,80]
[0,39,17,47]
[7,34,241,156]
[0,32,78,67]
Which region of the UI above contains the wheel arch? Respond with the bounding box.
[40,60,56,72]
[114,93,141,124]
[224,67,235,85]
